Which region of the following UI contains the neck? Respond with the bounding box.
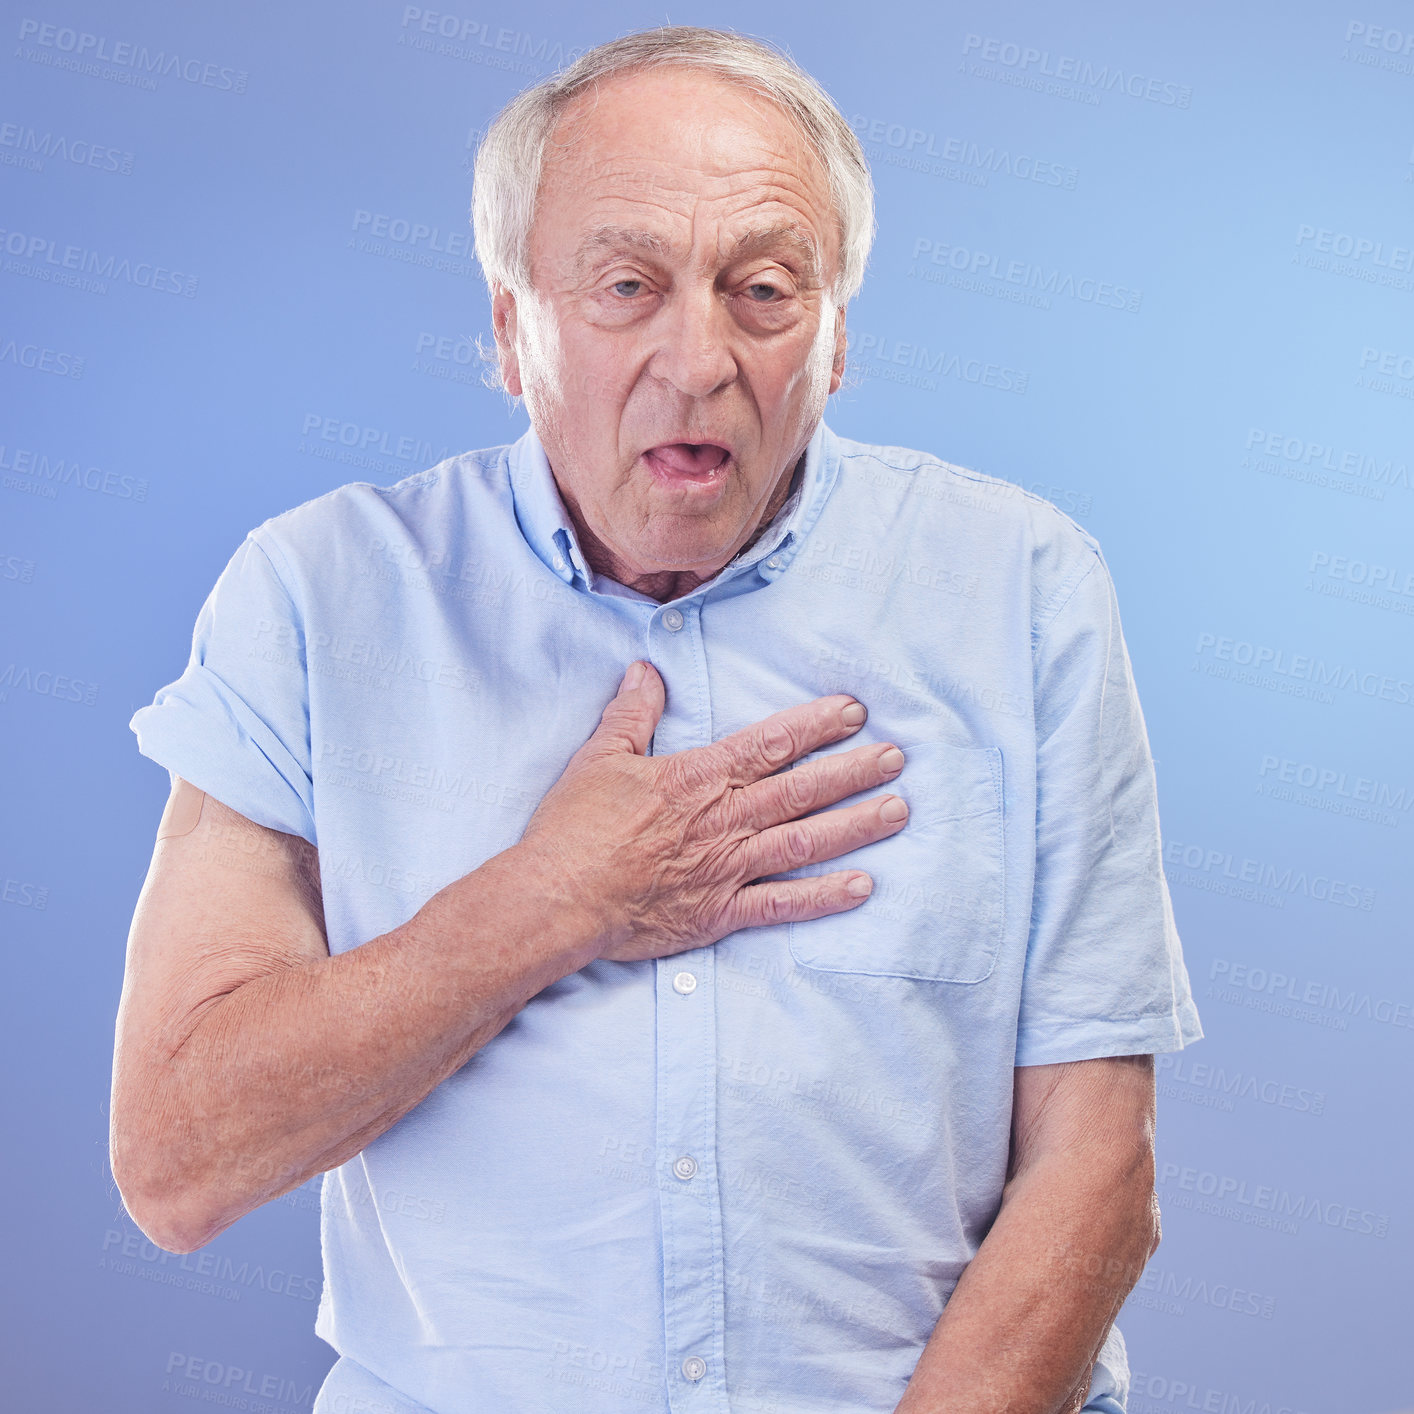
[563,452,805,605]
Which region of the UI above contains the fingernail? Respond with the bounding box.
[624,660,647,691]
[878,747,904,773]
[846,874,873,897]
[841,702,866,727]
[880,796,908,822]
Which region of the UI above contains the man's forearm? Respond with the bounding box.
[894,1144,1157,1414]
[120,844,598,1251]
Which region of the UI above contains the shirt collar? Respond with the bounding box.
[507,420,840,600]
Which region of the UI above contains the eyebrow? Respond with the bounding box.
[725,224,824,284]
[571,225,670,276]
[571,221,824,285]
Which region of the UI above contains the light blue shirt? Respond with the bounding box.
[130,419,1202,1414]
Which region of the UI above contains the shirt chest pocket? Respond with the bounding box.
[784,740,1005,984]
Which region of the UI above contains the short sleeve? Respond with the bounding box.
[1016,551,1202,1064]
[129,532,317,845]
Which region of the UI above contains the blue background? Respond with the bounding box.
[3,2,1411,1410]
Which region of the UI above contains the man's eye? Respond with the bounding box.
[745,283,779,302]
[611,279,643,297]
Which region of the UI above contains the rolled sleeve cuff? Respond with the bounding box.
[1015,994,1204,1066]
[1083,1322,1132,1413]
[130,661,317,845]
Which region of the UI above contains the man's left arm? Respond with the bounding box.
[895,1052,1158,1414]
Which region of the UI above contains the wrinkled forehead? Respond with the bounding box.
[531,67,839,275]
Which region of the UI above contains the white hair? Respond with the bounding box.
[470,25,875,306]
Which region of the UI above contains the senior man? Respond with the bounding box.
[114,25,1201,1414]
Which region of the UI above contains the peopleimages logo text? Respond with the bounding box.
[1259,754,1410,812]
[960,34,1191,106]
[910,238,1141,311]
[15,18,247,92]
[0,227,198,296]
[1165,839,1375,911]
[1295,224,1413,271]
[849,116,1079,189]
[1194,632,1414,707]
[1157,1163,1387,1238]
[1244,428,1410,492]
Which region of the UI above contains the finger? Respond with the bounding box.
[736,793,909,882]
[734,741,904,833]
[576,661,665,760]
[694,695,869,791]
[717,869,875,934]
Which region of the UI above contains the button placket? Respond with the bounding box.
[648,594,728,1410]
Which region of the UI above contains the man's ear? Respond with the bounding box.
[490,283,523,397]
[828,304,847,396]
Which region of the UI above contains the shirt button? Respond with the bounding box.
[662,607,685,631]
[681,1356,707,1381]
[672,1155,698,1180]
[672,971,697,995]
[765,555,782,570]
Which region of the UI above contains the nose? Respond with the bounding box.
[647,284,738,398]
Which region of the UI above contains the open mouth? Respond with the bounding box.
[643,442,732,482]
